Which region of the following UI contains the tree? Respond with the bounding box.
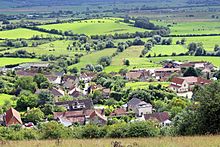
[213,70,220,79]
[33,74,48,89]
[94,64,103,72]
[15,77,37,93]
[16,90,38,111]
[38,91,54,105]
[26,108,45,124]
[183,67,199,77]
[123,59,130,66]
[98,56,112,67]
[85,64,94,71]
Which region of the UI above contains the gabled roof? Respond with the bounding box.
[144,112,169,123]
[110,108,127,116]
[171,77,185,85]
[50,88,65,97]
[126,72,143,79]
[55,99,94,110]
[5,108,22,126]
[127,98,142,107]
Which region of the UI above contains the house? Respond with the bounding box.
[125,70,151,81]
[35,87,65,98]
[127,98,152,117]
[80,72,96,82]
[55,99,94,111]
[169,76,211,98]
[102,88,111,97]
[154,68,181,81]
[144,112,171,126]
[180,61,215,71]
[68,87,82,98]
[110,108,130,117]
[5,108,22,126]
[170,76,211,93]
[46,72,64,85]
[53,109,107,126]
[62,75,79,90]
[0,114,5,126]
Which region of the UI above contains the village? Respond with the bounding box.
[0,58,216,128]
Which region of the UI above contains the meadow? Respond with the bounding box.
[126,82,170,89]
[155,21,220,35]
[147,45,187,56]
[0,40,86,56]
[38,18,148,35]
[149,56,220,67]
[69,48,117,70]
[0,28,58,39]
[0,94,15,106]
[4,135,220,147]
[104,46,159,73]
[0,57,39,67]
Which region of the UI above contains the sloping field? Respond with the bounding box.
[69,48,117,70]
[0,94,15,106]
[147,45,187,56]
[38,18,148,35]
[0,28,58,39]
[104,46,159,72]
[0,57,39,67]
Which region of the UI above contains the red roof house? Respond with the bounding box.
[5,108,22,126]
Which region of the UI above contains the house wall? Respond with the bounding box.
[7,117,21,126]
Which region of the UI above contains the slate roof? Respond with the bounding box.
[55,99,94,110]
[127,98,142,107]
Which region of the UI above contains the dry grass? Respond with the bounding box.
[2,136,220,147]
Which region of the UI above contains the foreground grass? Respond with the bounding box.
[0,57,39,67]
[149,56,220,67]
[38,18,148,35]
[0,28,58,39]
[126,82,170,89]
[0,94,15,106]
[4,136,220,147]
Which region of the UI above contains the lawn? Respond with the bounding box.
[155,21,220,35]
[104,46,159,73]
[149,56,220,67]
[0,40,86,56]
[126,82,171,89]
[147,45,187,56]
[69,48,117,70]
[38,18,148,35]
[0,94,16,106]
[0,57,39,67]
[0,28,58,39]
[5,136,220,147]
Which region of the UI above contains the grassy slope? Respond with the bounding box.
[104,46,159,73]
[0,28,58,39]
[6,136,220,147]
[147,45,187,56]
[0,94,15,106]
[69,48,117,70]
[38,18,148,35]
[149,56,220,67]
[0,40,86,56]
[0,57,39,67]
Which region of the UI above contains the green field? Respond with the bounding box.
[0,94,16,106]
[0,57,39,67]
[69,48,117,70]
[155,21,220,35]
[0,40,86,56]
[147,45,187,56]
[126,82,170,89]
[149,56,220,67]
[0,28,58,39]
[38,18,148,35]
[104,46,159,72]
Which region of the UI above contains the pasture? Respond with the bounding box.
[0,28,57,39]
[4,135,220,147]
[0,94,15,106]
[126,82,170,89]
[69,48,117,70]
[0,57,39,67]
[104,46,159,73]
[147,45,187,56]
[38,18,148,35]
[149,56,220,67]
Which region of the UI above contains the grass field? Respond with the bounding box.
[149,56,220,67]
[0,28,58,39]
[155,21,220,35]
[69,48,117,70]
[0,40,86,56]
[126,82,170,89]
[147,45,187,56]
[0,94,15,106]
[4,136,220,147]
[38,18,148,35]
[104,46,159,72]
[0,57,39,67]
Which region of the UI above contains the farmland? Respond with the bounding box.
[104,46,159,73]
[4,136,220,147]
[69,48,117,70]
[126,82,170,89]
[38,18,148,35]
[0,57,39,67]
[147,45,187,56]
[0,28,58,39]
[0,94,15,106]
[149,56,220,67]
